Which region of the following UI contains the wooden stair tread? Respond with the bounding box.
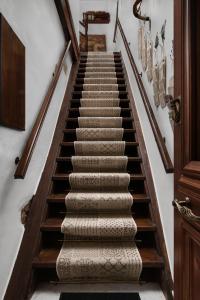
[56,156,142,162]
[40,218,156,232]
[52,174,146,181]
[47,193,150,204]
[70,99,130,104]
[66,117,133,122]
[69,108,131,112]
[60,142,139,146]
[63,128,135,133]
[33,248,163,269]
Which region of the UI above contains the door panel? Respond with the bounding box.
[174,0,200,299]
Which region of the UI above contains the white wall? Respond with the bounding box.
[0,0,73,298]
[68,0,80,41]
[118,0,174,160]
[80,0,118,51]
[115,0,174,272]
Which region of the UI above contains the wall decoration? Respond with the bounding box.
[158,51,167,109]
[141,30,147,71]
[160,20,167,44]
[167,41,174,98]
[146,36,153,82]
[0,13,25,130]
[138,25,143,60]
[83,11,110,24]
[152,63,160,107]
[152,33,160,107]
[80,34,106,52]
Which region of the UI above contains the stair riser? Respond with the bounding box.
[62,130,135,142]
[33,268,163,284]
[47,202,150,219]
[77,72,125,79]
[51,178,146,195]
[76,78,126,85]
[59,143,139,157]
[80,59,122,64]
[68,108,131,118]
[70,99,130,108]
[78,67,124,73]
[55,160,142,174]
[72,91,128,99]
[66,119,133,129]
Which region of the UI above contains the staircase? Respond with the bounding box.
[33,52,164,285]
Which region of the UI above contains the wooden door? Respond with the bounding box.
[174,0,200,299]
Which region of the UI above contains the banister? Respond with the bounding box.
[113,0,119,43]
[14,40,72,179]
[79,20,86,28]
[116,19,174,173]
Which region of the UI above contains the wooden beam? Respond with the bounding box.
[54,0,80,61]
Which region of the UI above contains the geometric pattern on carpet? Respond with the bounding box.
[56,52,142,282]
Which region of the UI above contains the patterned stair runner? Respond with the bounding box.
[56,52,142,282]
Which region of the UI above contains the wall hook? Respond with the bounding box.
[133,0,151,30]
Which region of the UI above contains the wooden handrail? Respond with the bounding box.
[116,19,174,173]
[79,20,86,28]
[14,41,72,179]
[113,0,119,43]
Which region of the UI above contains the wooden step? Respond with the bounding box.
[40,218,156,232]
[56,156,142,163]
[78,67,123,72]
[70,99,130,108]
[33,247,164,269]
[79,63,123,67]
[65,117,134,129]
[52,174,145,181]
[80,58,122,64]
[80,52,121,57]
[72,91,128,99]
[59,142,140,158]
[47,193,150,204]
[62,128,136,142]
[74,84,127,92]
[77,72,125,79]
[76,78,125,85]
[68,108,131,118]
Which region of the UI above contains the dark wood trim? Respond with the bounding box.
[122,55,173,299]
[113,0,119,43]
[14,41,71,179]
[117,19,174,173]
[55,0,80,61]
[4,61,79,300]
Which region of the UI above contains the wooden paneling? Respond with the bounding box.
[175,218,200,300]
[174,0,200,299]
[0,13,25,130]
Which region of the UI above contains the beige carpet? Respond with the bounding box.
[56,52,142,282]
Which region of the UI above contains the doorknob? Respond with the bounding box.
[173,198,200,222]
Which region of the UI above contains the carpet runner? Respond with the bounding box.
[56,52,142,282]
